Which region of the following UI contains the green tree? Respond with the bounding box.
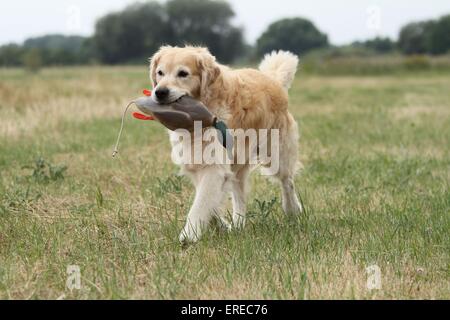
[93,0,244,64]
[256,18,328,57]
[166,0,244,63]
[21,34,92,66]
[428,14,450,55]
[23,35,86,52]
[94,2,171,64]
[398,21,434,55]
[79,38,96,64]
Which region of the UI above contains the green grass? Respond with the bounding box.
[0,66,449,299]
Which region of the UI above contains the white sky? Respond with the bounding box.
[1,0,449,46]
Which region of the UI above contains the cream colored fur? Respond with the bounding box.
[149,46,303,243]
[259,50,299,90]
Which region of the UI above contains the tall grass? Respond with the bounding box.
[302,53,450,75]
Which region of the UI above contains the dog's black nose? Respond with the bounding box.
[155,87,169,100]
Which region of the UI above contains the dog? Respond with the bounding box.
[149,46,302,243]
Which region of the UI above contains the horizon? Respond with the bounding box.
[1,0,450,47]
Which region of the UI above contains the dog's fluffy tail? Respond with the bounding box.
[259,50,299,90]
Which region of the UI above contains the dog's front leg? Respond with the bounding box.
[179,167,228,243]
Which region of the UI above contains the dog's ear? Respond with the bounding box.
[197,48,221,101]
[149,51,160,87]
[149,46,172,87]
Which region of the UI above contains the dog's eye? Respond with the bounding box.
[157,70,164,76]
[177,70,189,78]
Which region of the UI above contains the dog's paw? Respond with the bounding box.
[282,201,303,216]
[232,214,246,230]
[179,223,202,244]
[216,216,232,232]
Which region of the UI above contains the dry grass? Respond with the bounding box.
[0,66,449,299]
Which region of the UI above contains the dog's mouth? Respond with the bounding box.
[173,94,188,103]
[153,92,188,105]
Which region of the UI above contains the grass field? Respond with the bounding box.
[0,66,449,299]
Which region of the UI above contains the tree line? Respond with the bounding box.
[0,0,449,69]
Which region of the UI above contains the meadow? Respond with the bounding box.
[0,63,449,299]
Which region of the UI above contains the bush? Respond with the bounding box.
[402,55,431,70]
[22,48,43,73]
[22,157,67,184]
[352,37,396,54]
[301,50,449,75]
[0,44,24,67]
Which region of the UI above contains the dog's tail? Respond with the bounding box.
[259,50,299,90]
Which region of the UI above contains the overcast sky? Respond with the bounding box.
[1,0,449,46]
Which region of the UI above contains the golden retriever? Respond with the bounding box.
[149,46,302,243]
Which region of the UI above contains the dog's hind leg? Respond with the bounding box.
[179,166,230,243]
[278,116,303,215]
[261,114,303,215]
[280,176,302,215]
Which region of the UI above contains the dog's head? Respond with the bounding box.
[149,46,221,104]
